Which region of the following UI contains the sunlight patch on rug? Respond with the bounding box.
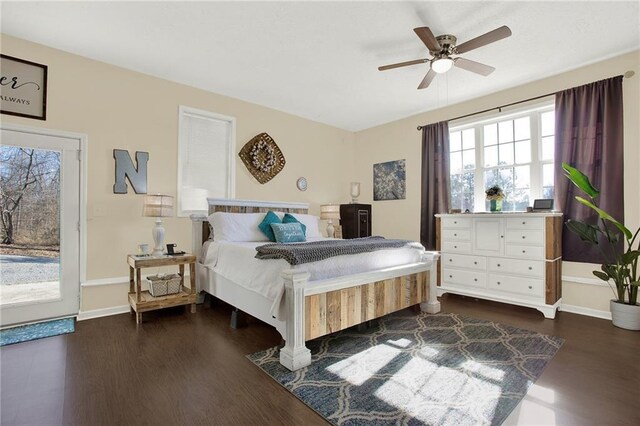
[248,312,563,426]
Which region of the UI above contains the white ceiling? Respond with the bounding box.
[2,1,639,131]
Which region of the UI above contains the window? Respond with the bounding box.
[178,106,235,216]
[448,103,555,212]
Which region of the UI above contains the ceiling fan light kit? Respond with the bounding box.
[378,25,512,89]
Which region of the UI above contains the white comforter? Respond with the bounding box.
[200,238,426,316]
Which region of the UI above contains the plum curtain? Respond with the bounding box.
[420,121,451,250]
[554,76,624,263]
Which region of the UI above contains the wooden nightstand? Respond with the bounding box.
[127,254,197,324]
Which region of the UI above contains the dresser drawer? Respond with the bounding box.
[488,257,544,278]
[443,267,486,288]
[442,229,471,241]
[441,217,472,229]
[506,217,544,230]
[442,253,486,271]
[505,230,544,246]
[442,241,472,254]
[504,244,544,259]
[488,274,544,298]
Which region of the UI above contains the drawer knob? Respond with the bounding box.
[528,286,533,289]
[449,259,452,262]
[449,275,453,278]
[497,281,501,285]
[454,233,457,236]
[522,235,526,239]
[522,250,526,253]
[474,278,478,282]
[473,261,477,265]
[454,221,457,224]
[454,245,457,248]
[522,221,526,225]
[497,264,501,267]
[528,266,532,270]
[500,235,504,238]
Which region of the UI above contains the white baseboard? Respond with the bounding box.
[77,305,130,321]
[559,303,612,320]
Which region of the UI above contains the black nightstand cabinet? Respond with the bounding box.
[340,204,372,239]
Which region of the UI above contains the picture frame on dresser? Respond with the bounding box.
[435,212,563,318]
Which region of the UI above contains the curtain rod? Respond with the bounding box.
[416,71,635,131]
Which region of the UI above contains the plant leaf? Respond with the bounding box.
[621,250,640,265]
[566,220,599,244]
[562,162,600,198]
[593,271,610,282]
[574,196,633,240]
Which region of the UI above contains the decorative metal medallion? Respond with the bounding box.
[239,132,286,184]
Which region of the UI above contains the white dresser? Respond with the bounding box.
[435,212,563,318]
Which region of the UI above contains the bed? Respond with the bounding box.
[190,198,440,371]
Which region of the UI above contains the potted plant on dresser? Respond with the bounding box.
[563,163,639,330]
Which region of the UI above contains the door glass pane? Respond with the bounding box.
[0,146,61,305]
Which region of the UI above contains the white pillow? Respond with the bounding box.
[208,212,270,242]
[287,213,322,238]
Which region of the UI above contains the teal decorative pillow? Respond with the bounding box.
[258,211,281,242]
[282,213,307,235]
[271,222,306,243]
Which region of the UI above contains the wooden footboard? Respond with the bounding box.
[305,272,428,340]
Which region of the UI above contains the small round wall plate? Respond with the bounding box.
[296,177,308,191]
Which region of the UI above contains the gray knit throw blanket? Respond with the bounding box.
[254,236,417,265]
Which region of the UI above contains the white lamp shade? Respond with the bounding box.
[350,182,361,198]
[320,204,341,220]
[143,194,174,217]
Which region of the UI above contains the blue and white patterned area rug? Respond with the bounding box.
[248,312,563,426]
[0,318,75,346]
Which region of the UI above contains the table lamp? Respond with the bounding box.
[143,194,174,256]
[320,204,341,238]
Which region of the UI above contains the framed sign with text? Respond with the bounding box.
[0,54,48,120]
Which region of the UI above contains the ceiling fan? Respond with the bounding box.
[378,25,512,89]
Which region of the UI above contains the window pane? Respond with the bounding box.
[462,191,475,211]
[542,163,554,187]
[514,117,530,141]
[514,140,531,164]
[462,129,475,150]
[498,120,513,143]
[543,186,554,199]
[498,143,514,165]
[484,169,499,189]
[462,149,475,170]
[450,190,463,210]
[506,188,530,211]
[514,165,530,189]
[541,136,554,161]
[450,131,461,152]
[450,151,462,173]
[484,145,498,167]
[484,123,497,146]
[541,111,555,136]
[497,167,513,189]
[462,171,475,194]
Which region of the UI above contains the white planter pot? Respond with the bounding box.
[610,300,640,331]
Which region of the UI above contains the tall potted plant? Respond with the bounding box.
[562,163,639,330]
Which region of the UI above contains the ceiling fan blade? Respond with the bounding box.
[378,58,428,71]
[455,25,512,54]
[413,27,441,51]
[454,57,495,76]
[418,69,437,89]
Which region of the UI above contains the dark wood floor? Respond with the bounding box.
[1,294,639,426]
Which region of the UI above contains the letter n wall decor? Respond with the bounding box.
[113,149,149,194]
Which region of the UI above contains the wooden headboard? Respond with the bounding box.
[190,198,310,255]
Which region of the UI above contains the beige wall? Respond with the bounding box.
[0,34,356,312]
[353,50,640,314]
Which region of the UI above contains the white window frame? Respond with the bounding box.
[177,105,236,217]
[449,100,555,212]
